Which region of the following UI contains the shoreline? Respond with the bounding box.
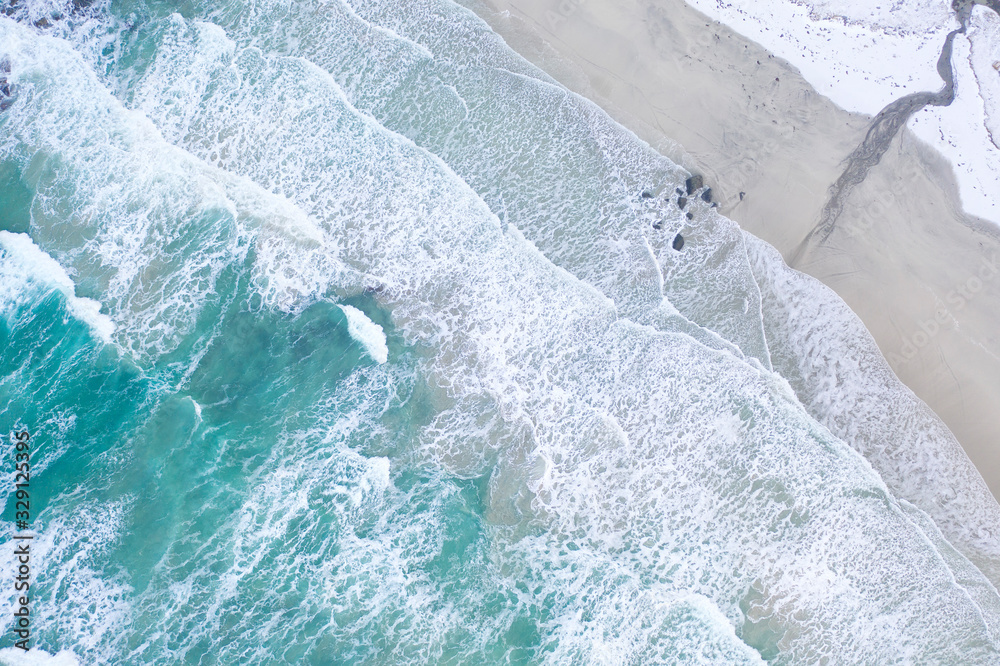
[462,0,1000,498]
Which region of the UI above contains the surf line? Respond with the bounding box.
[791,0,1000,266]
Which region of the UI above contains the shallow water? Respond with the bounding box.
[2,1,1000,663]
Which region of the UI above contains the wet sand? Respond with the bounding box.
[462,0,1000,498]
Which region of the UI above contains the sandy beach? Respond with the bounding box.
[463,0,1000,498]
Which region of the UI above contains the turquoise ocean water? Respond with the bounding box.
[2,1,1000,663]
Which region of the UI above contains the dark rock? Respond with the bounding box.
[739,191,745,200]
[686,212,694,220]
[701,188,712,203]
[677,196,687,209]
[641,190,653,199]
[0,68,11,105]
[72,0,94,9]
[676,187,684,195]
[685,175,703,195]
[652,220,664,230]
[673,234,685,251]
[34,16,51,28]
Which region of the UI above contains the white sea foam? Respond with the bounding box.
[0,649,80,666]
[0,18,362,358]
[0,497,132,663]
[745,231,1000,586]
[102,370,435,663]
[102,3,774,370]
[339,304,389,364]
[541,588,767,664]
[0,231,115,342]
[332,0,777,367]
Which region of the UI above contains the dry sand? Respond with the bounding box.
[462,0,1000,498]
